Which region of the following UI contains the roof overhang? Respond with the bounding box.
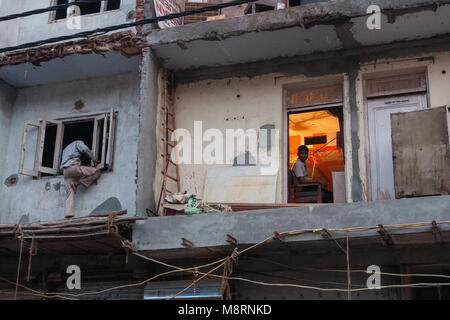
[146,0,450,71]
[0,31,142,88]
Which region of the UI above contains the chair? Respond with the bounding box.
[289,170,325,203]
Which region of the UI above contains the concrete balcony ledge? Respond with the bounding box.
[133,195,450,258]
[145,0,450,70]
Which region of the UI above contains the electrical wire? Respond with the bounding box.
[0,276,79,300]
[4,219,450,299]
[167,261,227,300]
[0,0,259,54]
[40,256,229,298]
[3,0,450,54]
[242,256,450,280]
[233,267,369,288]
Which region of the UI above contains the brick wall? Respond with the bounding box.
[183,2,220,25]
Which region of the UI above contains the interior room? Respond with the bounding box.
[288,106,345,203]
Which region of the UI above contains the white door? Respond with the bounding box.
[368,94,427,201]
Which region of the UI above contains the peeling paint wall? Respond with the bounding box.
[428,52,450,108]
[171,73,353,203]
[0,72,141,224]
[356,51,450,201]
[168,50,450,204]
[173,74,283,202]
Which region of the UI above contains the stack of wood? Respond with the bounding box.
[0,210,144,239]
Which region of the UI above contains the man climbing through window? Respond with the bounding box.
[60,140,101,219]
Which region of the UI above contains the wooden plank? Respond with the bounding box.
[205,202,328,212]
[391,106,450,198]
[366,73,426,98]
[106,109,115,168]
[170,72,181,193]
[92,115,99,164]
[19,121,41,177]
[288,85,343,109]
[39,119,63,175]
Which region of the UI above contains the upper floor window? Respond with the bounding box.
[52,0,121,21]
[19,110,117,178]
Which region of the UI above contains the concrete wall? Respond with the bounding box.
[0,0,138,48]
[172,74,285,202]
[0,80,17,185]
[356,51,450,201]
[0,71,141,224]
[167,73,352,203]
[164,50,450,204]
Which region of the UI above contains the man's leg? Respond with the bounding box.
[78,166,101,188]
[63,166,82,218]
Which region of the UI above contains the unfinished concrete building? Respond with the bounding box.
[1,0,450,300]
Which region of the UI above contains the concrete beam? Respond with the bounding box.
[133,195,450,255]
[145,0,450,70]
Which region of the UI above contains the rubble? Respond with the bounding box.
[0,31,144,67]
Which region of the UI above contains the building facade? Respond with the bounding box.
[0,0,450,300]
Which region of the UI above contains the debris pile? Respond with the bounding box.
[164,193,232,215]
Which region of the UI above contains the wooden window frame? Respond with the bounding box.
[19,110,116,178]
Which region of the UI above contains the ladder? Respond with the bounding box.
[159,71,181,215]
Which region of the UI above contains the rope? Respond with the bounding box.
[5,218,450,299]
[0,276,78,300]
[14,226,24,300]
[26,236,37,282]
[168,261,227,300]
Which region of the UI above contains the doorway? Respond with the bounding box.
[288,106,345,203]
[367,93,428,201]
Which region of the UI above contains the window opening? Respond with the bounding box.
[52,0,121,20]
[19,111,116,178]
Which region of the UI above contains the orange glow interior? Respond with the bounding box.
[289,108,345,191]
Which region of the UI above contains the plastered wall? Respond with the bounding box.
[164,50,450,205]
[166,73,352,204]
[356,51,450,201]
[0,0,138,48]
[0,72,141,224]
[172,74,283,203]
[0,80,17,184]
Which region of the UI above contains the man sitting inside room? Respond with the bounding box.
[292,145,332,202]
[60,140,101,219]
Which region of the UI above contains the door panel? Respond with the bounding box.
[368,94,427,201]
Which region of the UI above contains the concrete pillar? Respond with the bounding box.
[136,47,160,216]
[0,80,17,185]
[348,66,363,202]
